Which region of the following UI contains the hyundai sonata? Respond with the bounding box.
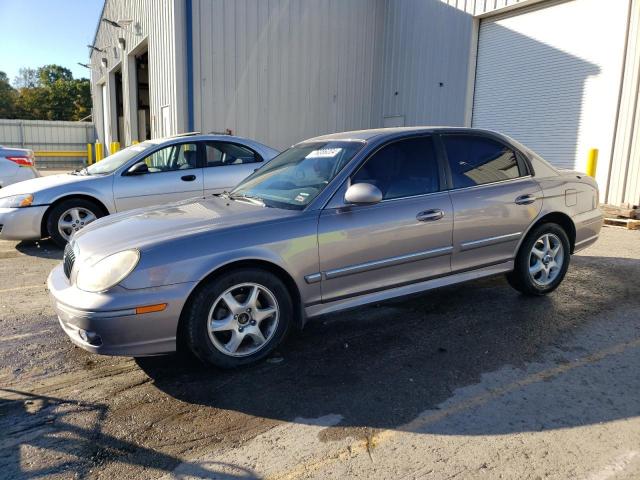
[48,127,603,368]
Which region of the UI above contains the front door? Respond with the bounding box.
[318,136,453,302]
[113,141,204,211]
[440,133,542,272]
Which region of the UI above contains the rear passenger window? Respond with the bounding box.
[352,136,440,200]
[204,142,260,167]
[442,135,522,189]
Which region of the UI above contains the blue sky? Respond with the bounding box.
[0,0,104,84]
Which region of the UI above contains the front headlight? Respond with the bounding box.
[76,250,140,293]
[0,194,34,208]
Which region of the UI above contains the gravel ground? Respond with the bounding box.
[0,226,639,479]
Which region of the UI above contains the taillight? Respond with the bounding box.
[6,156,34,167]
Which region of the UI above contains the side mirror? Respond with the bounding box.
[126,162,149,176]
[344,183,383,205]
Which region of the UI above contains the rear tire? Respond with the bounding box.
[46,198,104,247]
[185,268,293,369]
[507,222,570,296]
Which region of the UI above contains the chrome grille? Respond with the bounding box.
[63,243,76,279]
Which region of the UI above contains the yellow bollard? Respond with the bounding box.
[109,141,120,154]
[132,140,139,145]
[86,143,93,165]
[586,148,598,178]
[95,143,104,162]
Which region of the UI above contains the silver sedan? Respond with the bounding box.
[0,133,278,246]
[48,127,603,368]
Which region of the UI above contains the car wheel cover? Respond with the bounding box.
[528,233,564,287]
[58,207,97,241]
[207,282,280,357]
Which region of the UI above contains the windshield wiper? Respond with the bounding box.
[229,193,266,207]
[70,167,89,176]
[215,190,232,199]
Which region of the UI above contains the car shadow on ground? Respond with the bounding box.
[136,254,640,436]
[0,389,262,479]
[14,239,63,260]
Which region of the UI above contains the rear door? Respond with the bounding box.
[440,133,542,272]
[113,141,204,211]
[202,141,264,195]
[317,135,453,302]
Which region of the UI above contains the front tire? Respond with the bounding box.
[507,222,570,296]
[46,198,104,247]
[185,268,293,368]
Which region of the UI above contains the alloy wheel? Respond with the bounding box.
[528,233,564,286]
[207,282,279,357]
[58,207,97,241]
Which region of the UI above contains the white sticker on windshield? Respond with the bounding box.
[306,148,342,159]
[294,192,310,202]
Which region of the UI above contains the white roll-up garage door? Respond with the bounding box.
[472,0,629,188]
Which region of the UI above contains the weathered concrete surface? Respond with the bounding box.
[0,226,639,479]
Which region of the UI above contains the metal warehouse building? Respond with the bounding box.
[90,0,640,206]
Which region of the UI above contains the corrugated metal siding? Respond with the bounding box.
[607,0,640,206]
[90,0,186,145]
[191,0,386,150]
[0,119,95,168]
[472,0,628,183]
[379,0,526,129]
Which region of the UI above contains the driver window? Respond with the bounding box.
[352,136,440,200]
[141,143,199,173]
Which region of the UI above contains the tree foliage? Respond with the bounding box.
[0,65,91,121]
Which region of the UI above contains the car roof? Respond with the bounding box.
[144,133,259,145]
[300,126,503,144]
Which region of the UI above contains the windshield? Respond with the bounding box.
[85,142,153,175]
[230,141,364,209]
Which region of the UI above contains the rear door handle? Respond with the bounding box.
[515,194,536,205]
[181,175,196,182]
[416,209,444,222]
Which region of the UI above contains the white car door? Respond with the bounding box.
[201,141,264,195]
[113,141,204,211]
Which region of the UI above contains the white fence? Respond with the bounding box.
[0,119,96,169]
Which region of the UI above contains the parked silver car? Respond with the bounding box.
[48,127,603,368]
[0,145,40,188]
[0,134,278,246]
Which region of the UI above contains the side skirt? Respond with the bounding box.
[304,260,514,319]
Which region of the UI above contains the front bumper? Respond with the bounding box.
[48,264,197,356]
[0,205,48,240]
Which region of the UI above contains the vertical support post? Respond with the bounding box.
[110,141,120,154]
[587,148,599,178]
[18,120,25,147]
[87,143,93,165]
[95,143,104,162]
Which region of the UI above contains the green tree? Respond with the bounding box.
[4,64,92,121]
[14,86,49,120]
[13,68,38,89]
[0,72,17,118]
[38,65,73,86]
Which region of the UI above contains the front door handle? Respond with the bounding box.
[416,209,444,222]
[181,175,197,182]
[515,194,536,205]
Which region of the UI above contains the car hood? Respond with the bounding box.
[73,196,298,261]
[0,173,95,199]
